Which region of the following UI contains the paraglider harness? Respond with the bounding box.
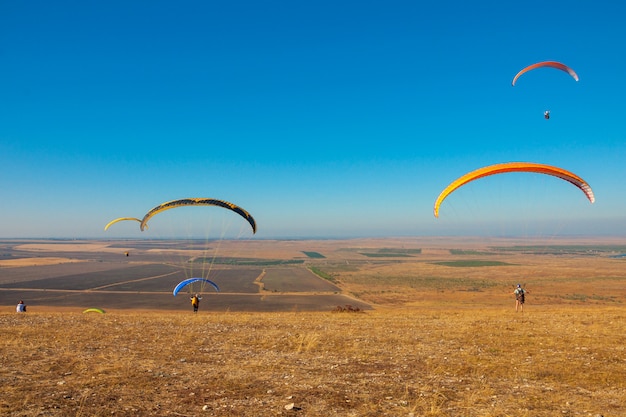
[515,288,525,303]
[191,295,200,312]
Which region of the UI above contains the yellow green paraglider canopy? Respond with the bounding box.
[83,308,105,314]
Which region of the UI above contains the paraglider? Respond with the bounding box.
[140,198,257,234]
[511,61,579,86]
[433,162,595,218]
[104,217,145,231]
[173,278,220,296]
[83,308,105,314]
[191,294,201,313]
[512,61,578,119]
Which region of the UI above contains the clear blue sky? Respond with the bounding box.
[1,0,625,238]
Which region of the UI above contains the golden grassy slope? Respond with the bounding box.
[2,306,624,416]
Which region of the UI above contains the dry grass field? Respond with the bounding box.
[1,307,624,416]
[1,237,625,416]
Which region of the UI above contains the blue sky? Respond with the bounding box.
[1,0,625,238]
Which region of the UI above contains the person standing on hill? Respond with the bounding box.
[190,294,202,313]
[16,300,26,313]
[513,284,526,312]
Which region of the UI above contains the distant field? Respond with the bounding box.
[199,257,305,266]
[261,267,340,292]
[492,244,626,253]
[359,252,414,257]
[0,262,360,312]
[359,247,422,257]
[1,237,625,312]
[0,240,364,312]
[302,251,326,258]
[431,260,514,267]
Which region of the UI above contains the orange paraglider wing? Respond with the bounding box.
[433,162,595,218]
[511,61,579,86]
